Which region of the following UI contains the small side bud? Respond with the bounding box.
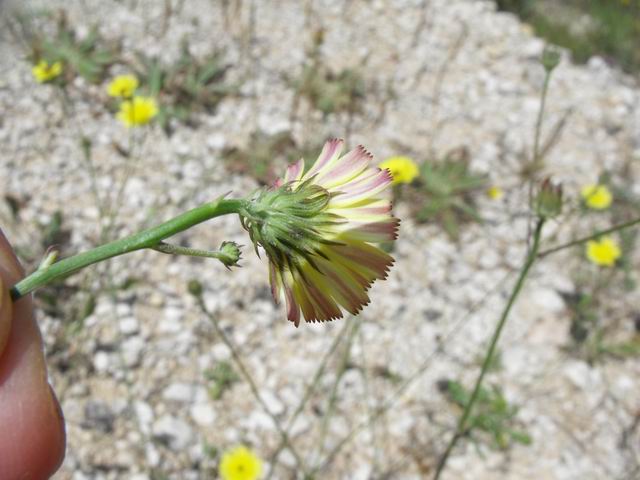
[541,45,561,73]
[38,247,59,270]
[219,241,242,269]
[188,279,203,298]
[534,177,563,219]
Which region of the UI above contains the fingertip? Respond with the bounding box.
[0,253,66,478]
[0,298,66,479]
[0,228,24,280]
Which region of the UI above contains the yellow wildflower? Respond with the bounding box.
[586,236,621,267]
[32,60,63,83]
[581,184,612,210]
[486,185,504,200]
[107,74,139,98]
[219,446,262,480]
[379,156,419,185]
[116,96,158,127]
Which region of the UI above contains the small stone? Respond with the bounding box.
[159,306,184,333]
[190,403,216,426]
[129,475,150,480]
[93,351,110,373]
[82,400,115,433]
[121,337,145,368]
[207,133,226,150]
[260,390,285,415]
[211,343,231,361]
[530,288,565,314]
[119,316,140,336]
[162,382,195,403]
[134,401,154,434]
[116,303,132,317]
[153,415,194,450]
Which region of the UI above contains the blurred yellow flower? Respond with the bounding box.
[486,185,504,200]
[107,74,139,98]
[379,156,419,185]
[117,96,158,127]
[586,236,621,267]
[32,60,63,83]
[219,446,262,480]
[581,184,612,210]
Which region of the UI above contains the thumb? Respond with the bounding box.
[0,230,66,479]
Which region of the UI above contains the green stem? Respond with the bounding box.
[532,71,551,168]
[10,198,246,301]
[152,241,236,265]
[433,219,545,480]
[537,217,640,259]
[526,68,552,248]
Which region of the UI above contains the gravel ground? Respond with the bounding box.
[1,0,640,479]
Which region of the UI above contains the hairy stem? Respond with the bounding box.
[10,198,246,300]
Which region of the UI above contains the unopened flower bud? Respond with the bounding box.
[534,177,563,219]
[187,279,203,298]
[541,45,561,73]
[219,241,242,268]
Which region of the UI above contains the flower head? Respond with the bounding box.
[581,184,612,210]
[107,74,139,98]
[241,139,399,326]
[219,446,262,480]
[533,177,563,219]
[486,185,504,200]
[586,236,621,267]
[379,155,419,185]
[116,96,158,127]
[32,60,63,83]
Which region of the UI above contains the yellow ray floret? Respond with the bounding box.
[117,96,158,127]
[379,155,419,185]
[581,184,612,210]
[32,60,63,83]
[586,236,621,267]
[219,446,262,480]
[107,74,139,98]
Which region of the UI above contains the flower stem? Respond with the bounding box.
[537,217,640,259]
[433,219,545,480]
[532,71,551,169]
[10,198,246,301]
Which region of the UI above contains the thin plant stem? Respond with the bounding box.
[433,219,546,480]
[103,121,141,242]
[10,198,247,300]
[357,326,381,475]
[526,67,552,250]
[538,217,640,259]
[315,268,518,473]
[193,294,309,475]
[265,319,351,480]
[152,241,235,265]
[533,71,551,169]
[79,137,107,220]
[310,318,361,473]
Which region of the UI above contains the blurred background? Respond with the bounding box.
[1,0,640,478]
